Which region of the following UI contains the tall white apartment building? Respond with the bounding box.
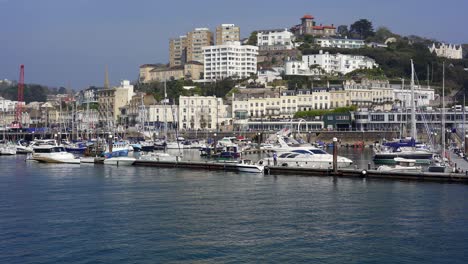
[257,29,295,50]
[203,41,258,80]
[285,50,378,76]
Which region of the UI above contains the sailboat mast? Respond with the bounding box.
[400,78,405,139]
[442,61,446,159]
[464,94,466,139]
[410,60,417,141]
[163,77,168,140]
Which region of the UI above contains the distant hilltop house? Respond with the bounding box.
[291,14,336,37]
[285,50,378,76]
[429,43,463,59]
[256,28,295,51]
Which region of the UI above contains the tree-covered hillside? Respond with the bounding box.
[0,82,72,103]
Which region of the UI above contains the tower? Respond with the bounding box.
[104,65,110,89]
[216,24,240,45]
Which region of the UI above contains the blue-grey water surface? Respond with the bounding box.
[1,155,468,263]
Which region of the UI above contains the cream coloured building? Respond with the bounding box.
[187,28,213,64]
[216,24,240,45]
[329,87,350,108]
[147,104,178,125]
[344,80,394,110]
[231,88,332,121]
[178,95,230,130]
[149,67,184,82]
[140,62,204,83]
[139,64,161,83]
[97,80,134,127]
[169,35,187,67]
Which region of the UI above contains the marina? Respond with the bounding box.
[2,1,468,262]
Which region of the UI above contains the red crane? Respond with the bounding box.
[13,64,24,129]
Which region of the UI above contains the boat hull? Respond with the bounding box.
[104,157,135,166]
[32,156,80,164]
[236,165,264,173]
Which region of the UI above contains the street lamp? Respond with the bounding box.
[213,133,217,154]
[257,132,261,150]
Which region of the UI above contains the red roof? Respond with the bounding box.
[312,25,335,30]
[302,14,314,19]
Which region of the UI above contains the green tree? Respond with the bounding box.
[337,25,349,37]
[373,27,398,42]
[349,19,375,39]
[246,31,258,46]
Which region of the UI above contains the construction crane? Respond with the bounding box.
[13,64,24,129]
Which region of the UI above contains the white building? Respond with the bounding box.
[147,104,178,127]
[257,29,295,50]
[76,109,100,131]
[393,86,435,108]
[231,89,331,121]
[315,37,365,49]
[203,41,258,80]
[257,68,283,85]
[429,43,463,60]
[178,95,230,130]
[285,51,378,76]
[0,97,21,112]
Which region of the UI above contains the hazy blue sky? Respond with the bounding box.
[1,0,467,89]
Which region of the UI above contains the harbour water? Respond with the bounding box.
[1,154,468,263]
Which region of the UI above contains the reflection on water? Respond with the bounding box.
[1,155,467,263]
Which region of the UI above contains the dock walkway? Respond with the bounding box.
[132,160,468,184]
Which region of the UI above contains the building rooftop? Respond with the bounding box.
[312,25,336,30]
[316,36,363,41]
[139,64,162,68]
[256,28,289,33]
[302,14,314,20]
[186,61,204,66]
[150,66,184,72]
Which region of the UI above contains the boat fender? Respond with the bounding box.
[361,170,367,177]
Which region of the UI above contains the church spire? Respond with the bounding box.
[104,65,110,89]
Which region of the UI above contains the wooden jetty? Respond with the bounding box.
[131,159,468,184]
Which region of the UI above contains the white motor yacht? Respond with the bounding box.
[0,143,17,155]
[103,157,136,166]
[139,152,181,162]
[377,157,422,173]
[31,145,80,164]
[16,140,32,154]
[259,149,353,169]
[166,141,182,149]
[235,159,264,173]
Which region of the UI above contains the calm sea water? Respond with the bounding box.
[1,154,468,263]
